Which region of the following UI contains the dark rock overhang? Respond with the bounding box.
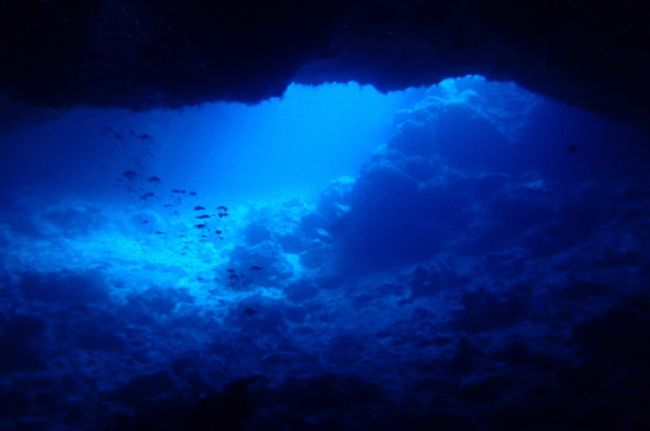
[1,0,649,126]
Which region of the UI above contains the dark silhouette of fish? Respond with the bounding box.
[172,189,186,194]
[122,170,137,180]
[195,224,207,229]
[189,191,197,196]
[249,266,262,271]
[148,176,161,183]
[194,206,206,211]
[196,214,210,219]
[243,307,255,316]
[569,144,578,154]
[218,213,228,218]
[227,268,235,273]
[215,230,222,235]
[155,231,165,235]
[140,192,155,200]
[138,133,152,141]
[114,132,124,140]
[217,206,228,212]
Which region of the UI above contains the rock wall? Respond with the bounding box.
[1,1,649,126]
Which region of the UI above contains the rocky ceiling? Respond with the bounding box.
[1,0,649,126]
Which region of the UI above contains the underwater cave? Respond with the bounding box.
[1,2,649,430]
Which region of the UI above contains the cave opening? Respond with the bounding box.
[1,73,650,430]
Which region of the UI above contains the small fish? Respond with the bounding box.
[229,274,239,282]
[215,230,222,235]
[195,224,207,229]
[196,277,205,282]
[141,192,155,200]
[569,144,578,154]
[172,189,186,194]
[142,220,149,224]
[218,213,228,218]
[227,268,235,273]
[249,266,262,271]
[217,206,228,212]
[148,176,161,183]
[114,132,124,140]
[194,206,206,211]
[122,170,138,180]
[243,307,255,316]
[138,133,152,141]
[196,214,210,219]
[155,231,165,234]
[189,191,197,196]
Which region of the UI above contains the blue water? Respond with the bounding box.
[1,76,649,430]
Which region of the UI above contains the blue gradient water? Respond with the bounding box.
[1,82,407,202]
[1,76,649,430]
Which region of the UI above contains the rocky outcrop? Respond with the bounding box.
[1,1,649,126]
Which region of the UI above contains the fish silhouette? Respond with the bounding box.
[122,170,137,180]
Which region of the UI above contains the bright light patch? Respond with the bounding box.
[148,82,411,203]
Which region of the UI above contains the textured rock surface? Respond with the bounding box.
[1,1,649,125]
[1,81,649,430]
